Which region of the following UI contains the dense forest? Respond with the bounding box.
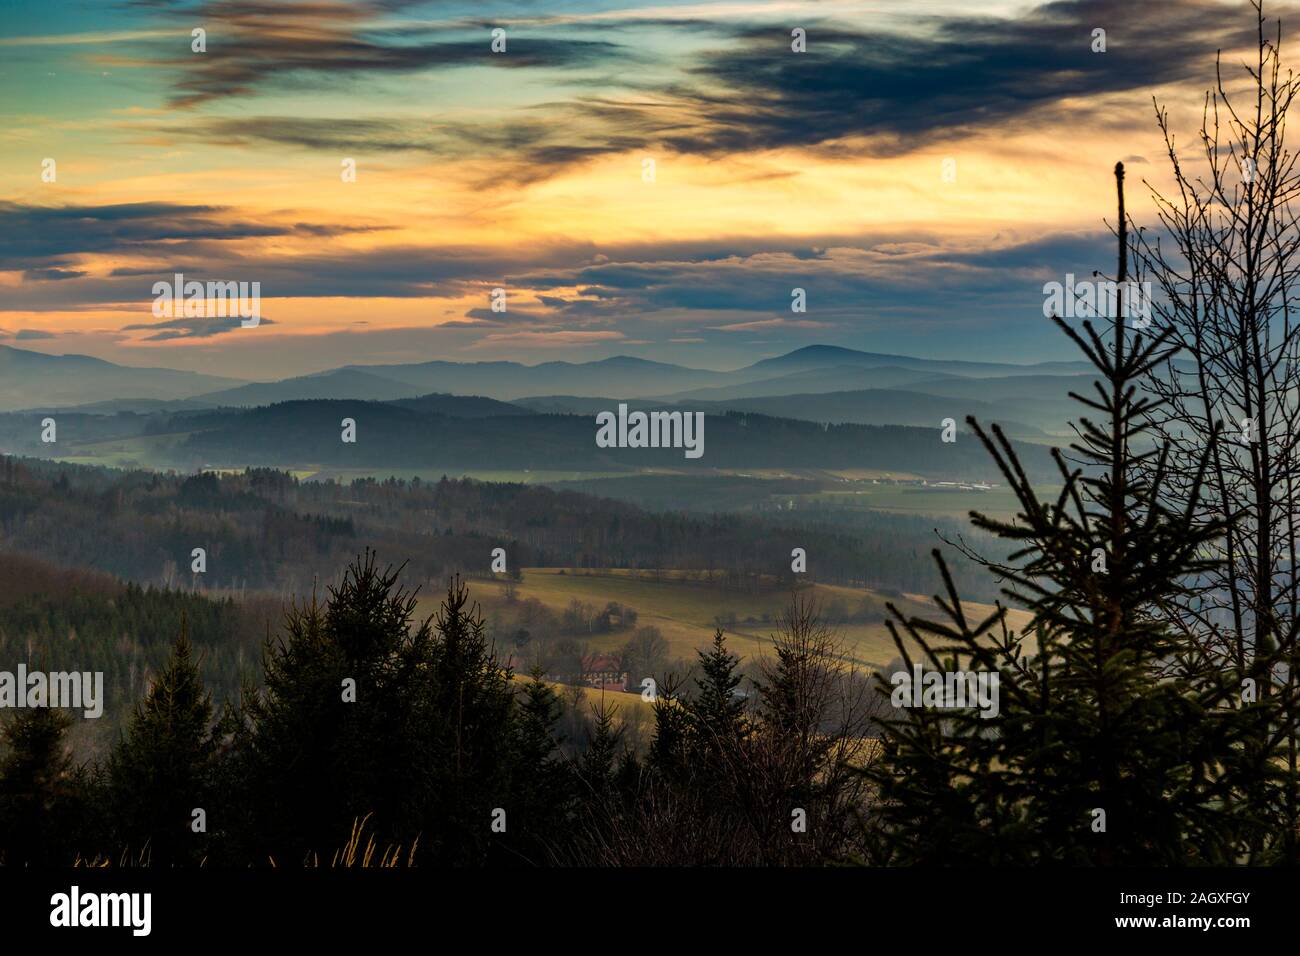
[0,553,275,756]
[0,401,1056,480]
[0,455,1009,601]
[0,553,887,867]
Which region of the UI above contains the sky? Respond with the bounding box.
[0,0,1277,380]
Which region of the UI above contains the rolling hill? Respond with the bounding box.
[5,344,1101,444]
[166,400,1056,480]
[688,389,1054,438]
[739,344,1094,379]
[0,345,243,411]
[196,368,425,405]
[330,355,719,401]
[657,364,960,401]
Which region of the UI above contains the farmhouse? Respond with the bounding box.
[581,654,629,692]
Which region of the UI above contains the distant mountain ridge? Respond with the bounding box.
[198,368,425,406]
[0,345,242,412]
[2,344,1096,436]
[740,344,1093,378]
[328,345,1093,401]
[328,355,718,401]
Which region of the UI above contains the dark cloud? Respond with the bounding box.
[492,232,1126,335]
[940,233,1116,271]
[140,0,631,107]
[0,201,276,272]
[120,314,277,340]
[12,329,59,340]
[653,0,1263,156]
[137,112,655,186]
[0,194,1118,320]
[23,268,87,281]
[132,0,1265,184]
[0,201,380,273]
[166,116,436,153]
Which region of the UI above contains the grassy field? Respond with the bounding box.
[51,432,192,469]
[302,467,629,484]
[45,438,1038,521]
[47,442,626,487]
[823,468,927,481]
[556,471,1047,520]
[459,567,1032,671]
[792,483,1045,521]
[510,672,657,729]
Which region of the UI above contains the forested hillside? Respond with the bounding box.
[0,455,1008,601]
[0,400,1057,481]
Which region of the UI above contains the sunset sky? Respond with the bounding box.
[0,0,1269,379]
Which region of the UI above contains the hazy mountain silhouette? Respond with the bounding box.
[197,368,425,406]
[740,344,1093,377]
[0,345,242,412]
[5,345,1098,436]
[168,400,1055,480]
[657,364,959,401]
[325,355,717,401]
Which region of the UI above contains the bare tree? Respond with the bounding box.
[1133,0,1300,858]
[744,592,884,862]
[1136,1,1300,661]
[565,594,886,865]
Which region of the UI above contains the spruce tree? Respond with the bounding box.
[234,555,535,865]
[0,708,77,865]
[417,574,515,864]
[235,551,437,862]
[868,163,1293,865]
[692,628,747,744]
[508,669,574,862]
[684,627,749,831]
[571,695,629,856]
[646,674,693,782]
[108,623,215,866]
[579,696,623,794]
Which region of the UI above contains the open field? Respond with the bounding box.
[460,567,1032,671]
[510,673,657,730]
[303,467,630,484]
[45,435,1042,520]
[823,468,928,481]
[791,483,1037,521]
[51,432,192,469]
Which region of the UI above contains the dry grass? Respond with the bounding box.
[463,567,1031,669]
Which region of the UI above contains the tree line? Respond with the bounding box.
[0,554,881,866]
[0,457,1009,600]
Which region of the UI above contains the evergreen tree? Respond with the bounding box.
[868,163,1293,865]
[691,628,746,744]
[0,708,80,865]
[232,553,553,865]
[570,695,629,856]
[416,574,516,864]
[234,551,438,862]
[508,669,574,863]
[108,623,215,866]
[579,696,623,794]
[753,595,838,796]
[646,674,692,782]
